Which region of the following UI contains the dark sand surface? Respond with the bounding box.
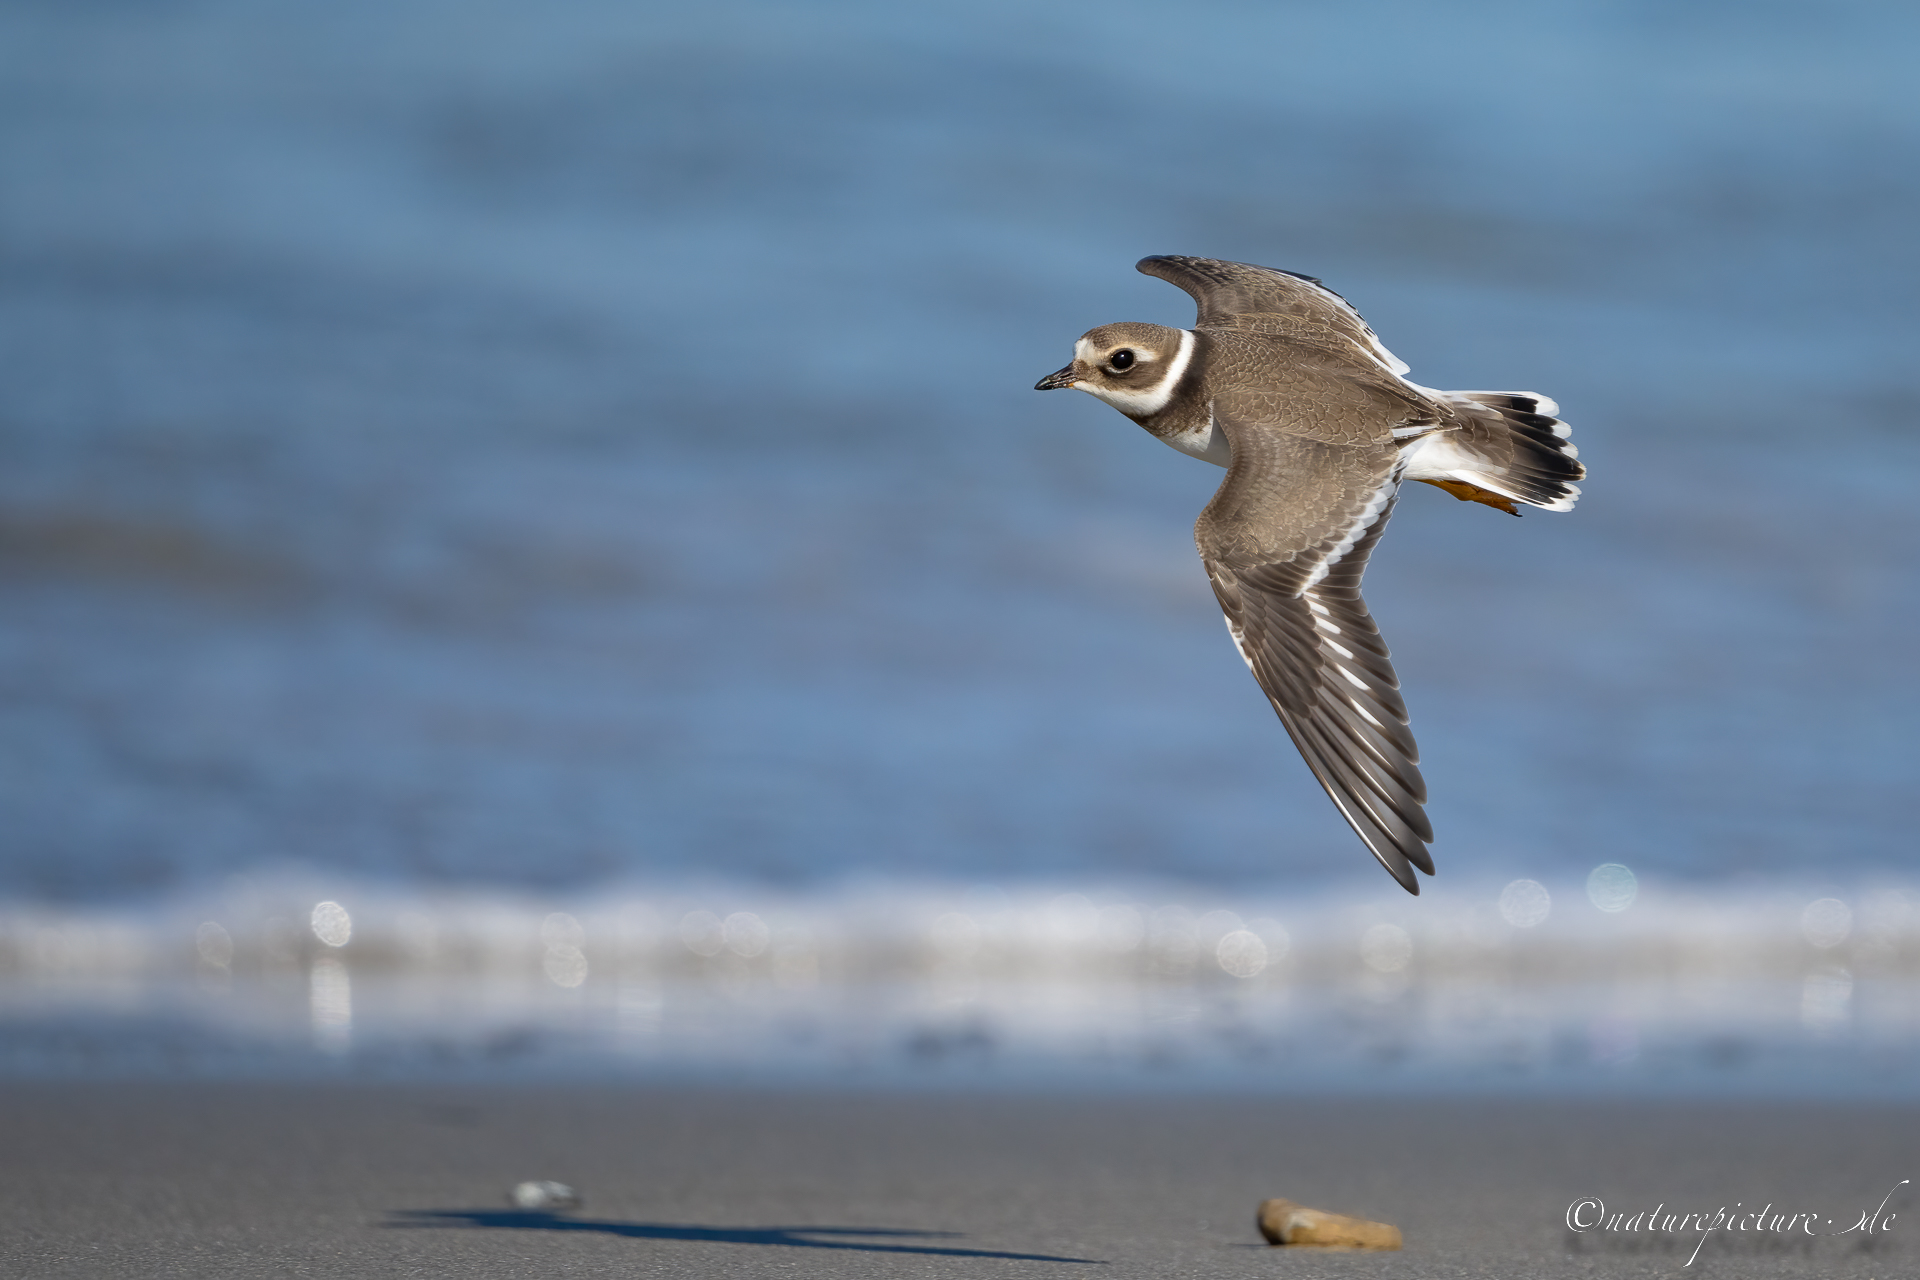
[1,1082,1912,1278]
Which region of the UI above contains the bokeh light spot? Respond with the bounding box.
[1585,864,1637,913]
[723,911,770,958]
[543,945,588,987]
[1215,929,1267,978]
[310,901,352,948]
[1498,880,1551,929]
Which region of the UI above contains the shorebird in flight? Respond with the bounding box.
[1036,256,1584,892]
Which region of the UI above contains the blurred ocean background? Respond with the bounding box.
[0,0,1916,1088]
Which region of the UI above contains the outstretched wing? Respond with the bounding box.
[1197,419,1434,892]
[1138,254,1411,379]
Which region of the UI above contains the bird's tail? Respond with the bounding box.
[1404,391,1584,515]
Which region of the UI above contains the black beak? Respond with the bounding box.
[1034,365,1079,391]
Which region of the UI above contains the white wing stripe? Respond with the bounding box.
[1301,474,1399,591]
[1224,615,1256,671]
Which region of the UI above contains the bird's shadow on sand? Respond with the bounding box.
[386,1209,1103,1263]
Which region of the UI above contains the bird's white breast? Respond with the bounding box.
[1160,408,1232,466]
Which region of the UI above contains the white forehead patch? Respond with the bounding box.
[1078,328,1195,418]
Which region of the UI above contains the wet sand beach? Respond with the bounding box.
[1,1082,1910,1278]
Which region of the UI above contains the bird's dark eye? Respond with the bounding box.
[1109,349,1135,371]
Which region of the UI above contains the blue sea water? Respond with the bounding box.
[0,0,1915,1085]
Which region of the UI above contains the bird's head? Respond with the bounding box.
[1034,322,1191,418]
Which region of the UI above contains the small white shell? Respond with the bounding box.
[509,1180,582,1211]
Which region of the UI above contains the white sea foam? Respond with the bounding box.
[3,877,1916,1091]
